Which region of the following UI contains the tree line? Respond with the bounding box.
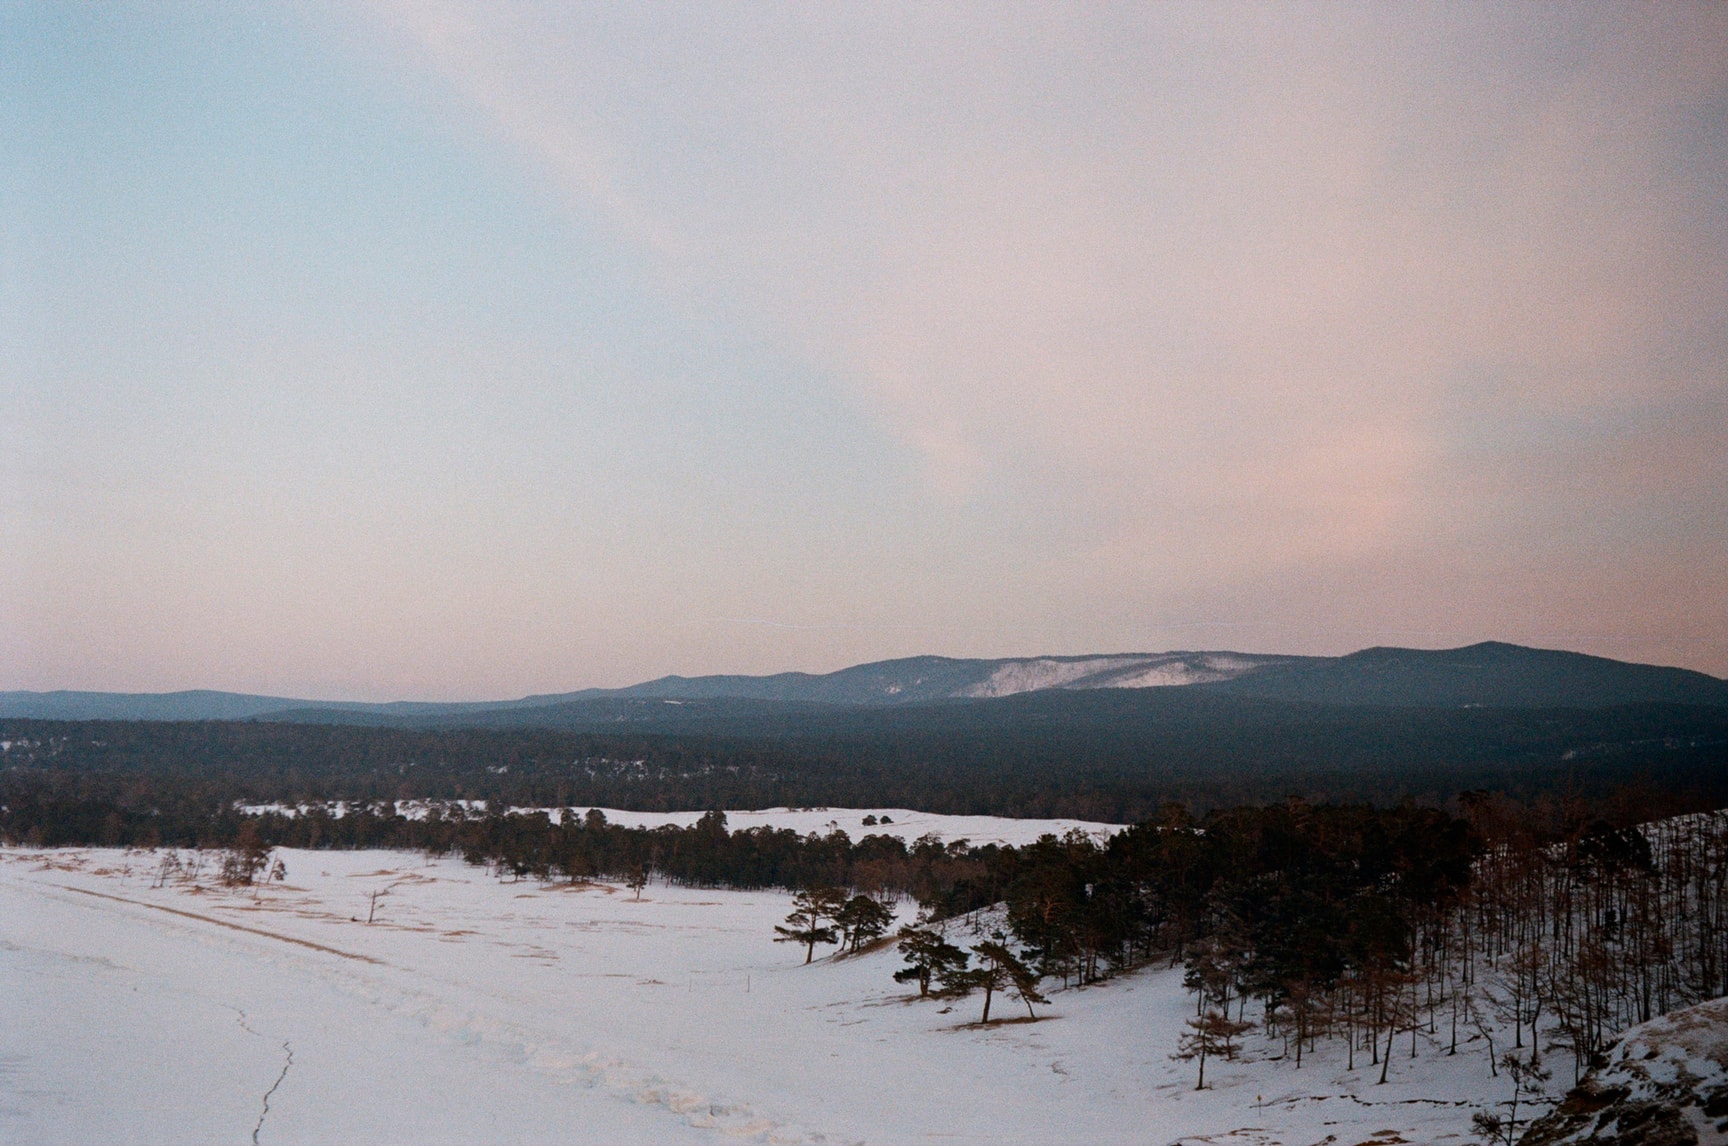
[6,699,1727,827]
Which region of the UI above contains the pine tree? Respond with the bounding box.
[931,938,1049,1024]
[893,926,970,997]
[219,821,270,886]
[973,939,1049,1021]
[836,895,895,953]
[775,886,845,963]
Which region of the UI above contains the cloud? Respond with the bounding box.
[345,2,1728,673]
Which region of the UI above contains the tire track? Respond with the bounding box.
[21,868,827,1143]
[58,886,383,964]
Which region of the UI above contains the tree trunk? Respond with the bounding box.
[1379,1009,1397,1085]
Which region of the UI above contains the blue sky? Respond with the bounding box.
[4,2,1725,699]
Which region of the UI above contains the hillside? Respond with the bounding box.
[4,642,1724,725]
[1203,641,1728,709]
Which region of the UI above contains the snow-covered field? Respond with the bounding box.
[4,845,1515,1145]
[524,807,1126,848]
[234,803,1127,848]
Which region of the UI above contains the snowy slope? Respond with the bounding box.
[951,653,1288,698]
[957,656,1159,697]
[5,846,1533,1145]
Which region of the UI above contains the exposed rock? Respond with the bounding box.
[1519,997,1728,1145]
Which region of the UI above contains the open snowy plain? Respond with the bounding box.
[233,804,1128,849]
[4,828,1522,1145]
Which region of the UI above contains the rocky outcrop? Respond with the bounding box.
[1519,997,1728,1145]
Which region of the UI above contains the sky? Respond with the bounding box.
[3,2,1725,700]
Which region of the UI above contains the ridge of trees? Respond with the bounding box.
[5,704,1726,828]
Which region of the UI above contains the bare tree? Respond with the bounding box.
[367,886,388,924]
[1173,1009,1254,1091]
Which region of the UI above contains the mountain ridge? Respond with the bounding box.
[3,641,1724,723]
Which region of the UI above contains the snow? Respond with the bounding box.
[959,657,1150,698]
[513,807,1127,848]
[4,845,1527,1145]
[234,803,1127,847]
[1520,995,1728,1145]
[955,653,1277,697]
[235,800,491,822]
[1107,654,1269,688]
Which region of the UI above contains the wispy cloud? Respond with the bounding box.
[361,2,1728,672]
[7,2,1724,695]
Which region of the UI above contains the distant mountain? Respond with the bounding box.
[3,642,1723,724]
[0,688,559,723]
[1198,642,1728,709]
[603,651,1301,707]
[0,689,314,722]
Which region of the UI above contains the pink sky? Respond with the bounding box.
[4,3,1725,698]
